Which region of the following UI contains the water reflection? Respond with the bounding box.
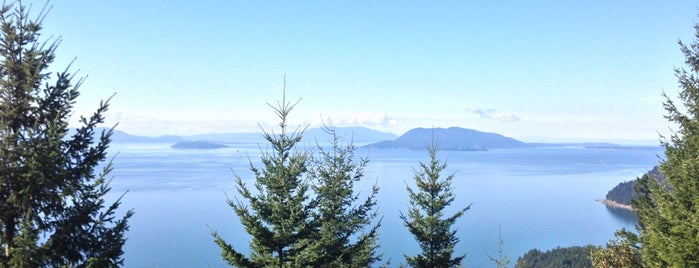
[605,205,637,225]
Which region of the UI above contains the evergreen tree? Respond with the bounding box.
[213,88,315,267]
[305,125,382,267]
[400,141,469,268]
[631,17,699,267]
[487,225,510,268]
[0,1,132,267]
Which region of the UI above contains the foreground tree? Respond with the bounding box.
[589,229,641,268]
[0,2,132,266]
[213,89,315,267]
[488,225,510,268]
[305,126,383,267]
[631,18,699,267]
[400,141,470,268]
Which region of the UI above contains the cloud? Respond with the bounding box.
[334,112,400,127]
[468,107,520,122]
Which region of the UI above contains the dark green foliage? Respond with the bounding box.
[400,141,469,268]
[515,245,597,268]
[213,90,315,267]
[213,100,389,267]
[631,18,699,268]
[606,180,637,206]
[0,1,132,266]
[305,126,382,267]
[605,166,665,205]
[590,229,641,268]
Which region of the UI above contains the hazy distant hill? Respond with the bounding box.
[185,132,264,143]
[111,129,184,143]
[185,126,397,145]
[93,126,396,145]
[302,126,397,144]
[68,128,185,143]
[365,127,527,151]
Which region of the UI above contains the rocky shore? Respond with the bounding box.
[596,199,634,211]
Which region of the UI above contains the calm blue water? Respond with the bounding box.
[105,143,662,267]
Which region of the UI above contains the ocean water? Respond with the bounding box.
[105,142,662,267]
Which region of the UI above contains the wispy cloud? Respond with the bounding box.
[468,107,520,122]
[334,112,400,127]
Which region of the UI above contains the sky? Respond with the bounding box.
[26,1,699,144]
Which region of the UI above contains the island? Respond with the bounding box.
[364,127,527,151]
[171,141,229,150]
[598,166,666,211]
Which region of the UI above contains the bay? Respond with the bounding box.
[105,142,662,267]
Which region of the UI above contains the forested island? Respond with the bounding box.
[600,166,666,210]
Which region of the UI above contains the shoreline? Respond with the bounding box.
[596,199,634,211]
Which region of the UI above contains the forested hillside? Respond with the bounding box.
[515,246,597,268]
[605,166,665,206]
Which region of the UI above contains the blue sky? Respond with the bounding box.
[31,1,699,143]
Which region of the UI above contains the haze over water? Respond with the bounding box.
[106,142,661,267]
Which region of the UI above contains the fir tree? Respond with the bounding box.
[488,225,510,268]
[305,125,382,267]
[400,140,470,268]
[0,1,132,267]
[631,17,699,267]
[213,86,315,268]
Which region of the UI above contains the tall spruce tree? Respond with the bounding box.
[213,88,315,267]
[0,1,132,267]
[632,18,699,267]
[400,140,469,268]
[305,125,382,267]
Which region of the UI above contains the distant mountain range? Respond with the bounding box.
[302,127,398,144]
[365,127,527,151]
[104,126,398,146]
[99,126,648,151]
[68,128,185,143]
[110,130,185,143]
